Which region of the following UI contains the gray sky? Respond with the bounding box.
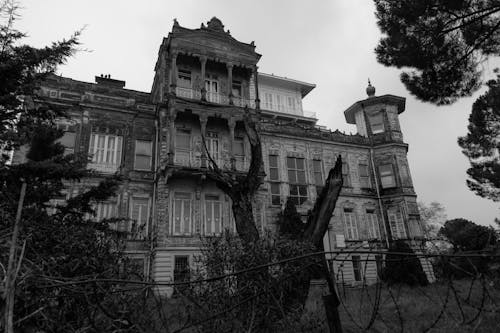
[16,0,499,226]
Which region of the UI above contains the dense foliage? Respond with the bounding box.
[0,2,148,331]
[418,201,447,238]
[458,73,500,201]
[381,240,429,286]
[439,218,497,251]
[186,232,320,332]
[374,0,500,105]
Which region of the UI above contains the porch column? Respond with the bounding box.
[253,65,260,110]
[227,62,234,105]
[200,56,207,101]
[169,52,178,94]
[168,107,177,165]
[200,114,208,168]
[228,117,236,170]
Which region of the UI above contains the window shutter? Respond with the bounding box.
[89,133,95,156]
[214,201,221,234]
[174,199,182,235]
[116,136,122,166]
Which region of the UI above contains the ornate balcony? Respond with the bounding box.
[173,149,249,172]
[175,86,255,109]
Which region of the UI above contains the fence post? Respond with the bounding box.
[322,256,343,333]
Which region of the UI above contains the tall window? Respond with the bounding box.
[134,140,152,170]
[313,160,323,186]
[89,133,122,172]
[276,95,284,111]
[172,192,192,235]
[388,209,406,239]
[232,80,242,98]
[359,163,370,188]
[205,194,222,235]
[129,197,149,239]
[95,202,116,222]
[270,183,281,206]
[287,96,296,111]
[342,161,351,187]
[366,209,380,239]
[287,157,307,205]
[352,255,362,281]
[375,255,383,278]
[175,129,191,166]
[205,75,219,103]
[264,93,273,109]
[234,137,245,169]
[57,131,76,155]
[174,256,190,283]
[313,159,323,194]
[269,155,280,205]
[379,164,396,188]
[369,112,384,134]
[178,69,192,88]
[343,208,359,240]
[206,132,219,163]
[269,155,279,181]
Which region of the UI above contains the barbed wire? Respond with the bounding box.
[6,246,500,332]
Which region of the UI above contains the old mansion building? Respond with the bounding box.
[26,18,433,293]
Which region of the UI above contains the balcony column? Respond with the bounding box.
[169,51,178,94]
[200,114,208,168]
[228,117,236,170]
[227,62,234,105]
[200,56,207,101]
[167,106,177,165]
[253,65,260,110]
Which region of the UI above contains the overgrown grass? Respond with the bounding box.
[338,279,500,332]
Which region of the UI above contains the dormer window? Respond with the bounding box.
[369,112,384,134]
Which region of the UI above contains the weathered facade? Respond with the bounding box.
[26,18,434,294]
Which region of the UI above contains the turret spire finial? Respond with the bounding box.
[366,78,376,97]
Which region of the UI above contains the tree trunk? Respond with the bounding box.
[230,192,259,244]
[4,181,27,333]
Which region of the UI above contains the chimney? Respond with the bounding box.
[95,74,125,89]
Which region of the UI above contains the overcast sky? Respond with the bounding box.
[15,0,499,226]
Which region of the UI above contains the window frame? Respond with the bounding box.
[342,161,351,187]
[352,255,362,282]
[134,140,153,171]
[173,255,190,283]
[204,194,223,235]
[369,112,385,134]
[172,192,193,236]
[313,159,323,187]
[365,209,380,239]
[88,133,123,170]
[358,163,371,189]
[206,131,220,163]
[343,208,359,240]
[379,164,396,189]
[287,156,308,205]
[177,69,192,89]
[129,196,150,239]
[388,209,407,239]
[270,183,281,206]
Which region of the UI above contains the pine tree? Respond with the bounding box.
[0,2,142,331]
[374,0,500,105]
[458,73,500,201]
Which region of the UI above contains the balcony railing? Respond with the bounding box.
[173,149,249,172]
[88,162,119,173]
[176,86,201,100]
[175,87,254,109]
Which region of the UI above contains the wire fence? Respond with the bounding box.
[26,245,500,333]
